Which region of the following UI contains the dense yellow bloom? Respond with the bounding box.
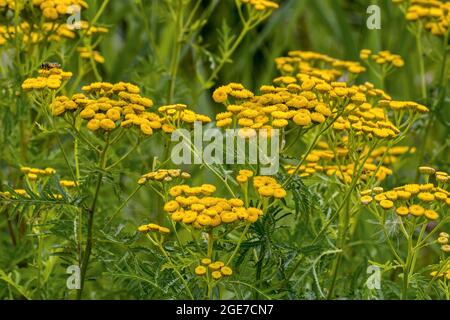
[253,176,287,199]
[158,104,211,130]
[381,100,429,113]
[20,166,57,181]
[276,50,366,80]
[393,0,450,36]
[363,167,449,220]
[0,1,107,47]
[138,169,189,185]
[194,259,231,278]
[22,67,72,91]
[165,183,264,228]
[51,81,164,136]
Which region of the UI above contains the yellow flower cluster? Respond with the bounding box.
[360,49,405,68]
[52,82,161,135]
[0,166,76,199]
[418,166,449,183]
[239,0,279,11]
[430,264,450,280]
[0,188,66,200]
[164,184,264,228]
[157,104,212,134]
[275,50,366,80]
[326,87,401,139]
[264,55,424,140]
[137,222,170,234]
[137,169,191,185]
[393,0,450,36]
[32,0,89,21]
[212,83,254,104]
[285,141,407,184]
[77,47,105,64]
[379,99,429,113]
[22,67,73,91]
[195,259,233,280]
[273,52,428,137]
[20,167,78,187]
[436,232,450,253]
[20,166,56,180]
[361,171,449,220]
[253,176,287,198]
[236,169,254,184]
[0,20,108,47]
[213,80,336,134]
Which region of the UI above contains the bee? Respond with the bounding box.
[40,62,61,70]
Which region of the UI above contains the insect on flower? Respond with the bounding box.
[40,62,62,70]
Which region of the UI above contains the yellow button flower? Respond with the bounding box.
[221,266,233,276]
[195,266,207,276]
[201,258,212,266]
[424,210,439,220]
[418,192,435,202]
[409,205,425,217]
[396,206,409,216]
[258,186,274,197]
[361,195,373,205]
[164,200,179,213]
[379,200,394,210]
[211,271,222,280]
[221,211,238,223]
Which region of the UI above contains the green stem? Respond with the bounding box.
[104,185,143,227]
[402,219,416,300]
[207,230,214,258]
[77,135,110,299]
[167,0,184,103]
[227,223,251,265]
[326,142,378,299]
[416,26,427,100]
[150,236,194,299]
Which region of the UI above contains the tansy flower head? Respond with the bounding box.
[195,266,207,276]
